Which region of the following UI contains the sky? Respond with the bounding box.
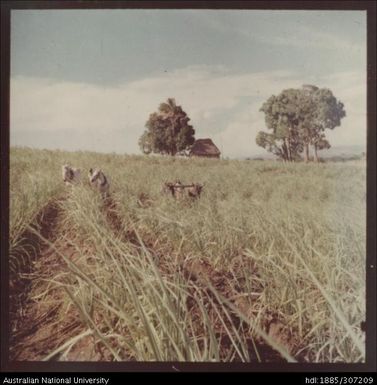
[10,9,367,158]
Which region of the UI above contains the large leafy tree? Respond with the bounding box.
[257,85,345,162]
[299,85,346,162]
[258,89,304,162]
[309,87,346,162]
[139,98,195,156]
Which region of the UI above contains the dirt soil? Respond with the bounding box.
[9,199,101,361]
[181,257,298,361]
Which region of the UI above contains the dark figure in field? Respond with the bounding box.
[162,180,184,199]
[187,183,203,199]
[162,181,203,200]
[162,181,176,197]
[62,164,82,185]
[89,168,110,198]
[172,180,185,200]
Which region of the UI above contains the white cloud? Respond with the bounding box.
[212,110,265,159]
[10,66,366,157]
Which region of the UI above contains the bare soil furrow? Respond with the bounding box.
[9,197,93,361]
[181,258,298,361]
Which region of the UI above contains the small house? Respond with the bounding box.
[189,139,221,159]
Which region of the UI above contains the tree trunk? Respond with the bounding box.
[288,127,293,162]
[304,142,310,163]
[285,138,292,162]
[282,142,288,162]
[313,144,319,163]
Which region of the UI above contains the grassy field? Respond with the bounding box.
[9,146,366,362]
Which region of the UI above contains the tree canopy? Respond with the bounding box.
[257,85,346,162]
[139,98,196,156]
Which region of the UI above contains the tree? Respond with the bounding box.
[257,85,345,162]
[309,87,346,162]
[138,131,153,155]
[139,98,195,156]
[300,85,345,162]
[255,131,284,159]
[312,132,331,162]
[298,85,319,162]
[258,89,304,162]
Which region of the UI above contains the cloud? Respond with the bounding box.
[10,66,366,157]
[251,27,364,55]
[190,11,365,55]
[211,110,265,159]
